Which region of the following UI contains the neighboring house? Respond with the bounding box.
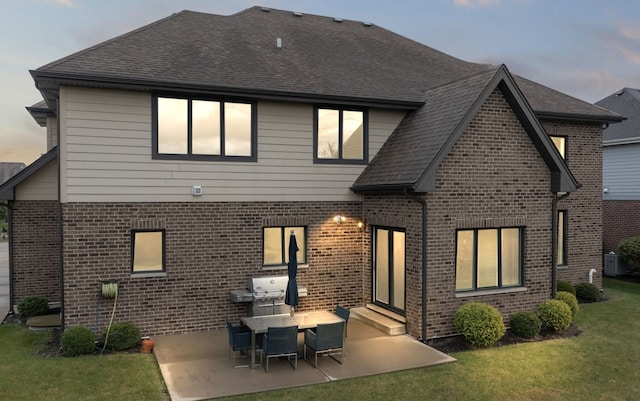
[0,7,622,340]
[0,162,26,185]
[596,89,640,253]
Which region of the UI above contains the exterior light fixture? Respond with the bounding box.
[357,220,365,230]
[333,215,346,224]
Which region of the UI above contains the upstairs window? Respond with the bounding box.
[550,135,566,160]
[314,107,367,164]
[153,95,256,161]
[455,227,523,292]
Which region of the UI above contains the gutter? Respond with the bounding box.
[551,192,571,298]
[404,189,428,342]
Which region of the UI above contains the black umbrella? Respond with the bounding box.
[285,230,299,317]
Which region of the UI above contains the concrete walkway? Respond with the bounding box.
[0,241,9,321]
[154,318,455,401]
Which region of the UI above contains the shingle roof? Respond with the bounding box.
[352,66,579,193]
[596,88,640,142]
[33,7,491,106]
[31,6,620,121]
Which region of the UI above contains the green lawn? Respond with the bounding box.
[1,278,639,401]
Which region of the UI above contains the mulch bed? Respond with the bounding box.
[426,323,582,354]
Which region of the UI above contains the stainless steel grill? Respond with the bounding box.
[229,275,308,316]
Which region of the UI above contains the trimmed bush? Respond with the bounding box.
[617,236,640,271]
[17,296,49,318]
[61,326,95,357]
[538,299,572,332]
[556,280,576,296]
[575,282,600,302]
[556,291,579,319]
[101,322,140,351]
[509,311,541,339]
[454,302,505,347]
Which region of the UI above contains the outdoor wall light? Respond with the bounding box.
[357,220,365,230]
[333,215,346,224]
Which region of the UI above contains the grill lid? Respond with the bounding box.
[250,276,288,300]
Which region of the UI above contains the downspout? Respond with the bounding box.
[405,190,427,342]
[551,192,571,298]
[56,100,64,330]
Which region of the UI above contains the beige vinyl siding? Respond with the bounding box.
[15,158,58,201]
[60,87,406,203]
[46,116,58,150]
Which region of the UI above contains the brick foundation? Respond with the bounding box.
[61,201,365,336]
[10,200,61,306]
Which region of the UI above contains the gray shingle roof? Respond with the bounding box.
[596,88,640,142]
[352,66,579,193]
[31,6,620,121]
[33,7,491,106]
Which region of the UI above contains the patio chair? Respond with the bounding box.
[225,317,262,367]
[335,305,350,337]
[304,321,345,368]
[263,325,298,372]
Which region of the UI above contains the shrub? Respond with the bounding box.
[575,282,600,302]
[454,302,505,347]
[617,236,640,271]
[509,311,541,339]
[538,299,572,332]
[61,326,95,357]
[556,291,579,319]
[101,322,140,351]
[17,296,49,318]
[556,280,576,295]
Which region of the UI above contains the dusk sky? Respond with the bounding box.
[2,0,639,165]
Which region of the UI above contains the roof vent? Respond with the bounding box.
[276,37,282,49]
[334,17,343,23]
[363,22,372,27]
[293,12,303,17]
[260,7,270,12]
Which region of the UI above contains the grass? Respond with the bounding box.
[0,323,169,401]
[1,278,639,400]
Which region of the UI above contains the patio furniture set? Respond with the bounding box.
[226,306,350,372]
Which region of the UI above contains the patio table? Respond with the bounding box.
[241,310,344,368]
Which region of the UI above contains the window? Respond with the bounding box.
[132,230,165,273]
[557,210,567,266]
[314,107,367,163]
[455,227,523,291]
[263,226,307,267]
[550,135,566,160]
[153,95,256,161]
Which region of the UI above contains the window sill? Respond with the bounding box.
[455,286,527,298]
[131,272,167,278]
[556,264,569,269]
[262,264,309,271]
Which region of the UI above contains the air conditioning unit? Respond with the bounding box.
[604,253,626,276]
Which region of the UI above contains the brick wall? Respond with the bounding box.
[364,90,557,339]
[10,200,61,305]
[61,201,365,336]
[542,121,603,287]
[603,200,640,253]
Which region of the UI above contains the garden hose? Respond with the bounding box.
[100,282,119,353]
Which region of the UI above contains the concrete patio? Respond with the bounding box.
[153,317,455,400]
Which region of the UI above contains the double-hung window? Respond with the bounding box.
[314,106,367,163]
[153,95,256,161]
[263,226,307,267]
[455,227,523,291]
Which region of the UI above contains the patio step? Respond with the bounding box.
[350,306,406,336]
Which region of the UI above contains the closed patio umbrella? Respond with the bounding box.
[285,230,299,317]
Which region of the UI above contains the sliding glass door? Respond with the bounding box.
[373,227,405,314]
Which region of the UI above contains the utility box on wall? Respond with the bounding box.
[604,253,627,276]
